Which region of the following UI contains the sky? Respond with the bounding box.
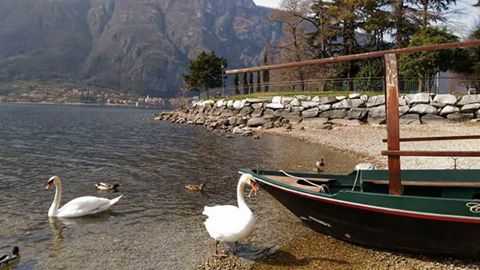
[253,0,480,38]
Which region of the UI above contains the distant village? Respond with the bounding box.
[0,86,169,107]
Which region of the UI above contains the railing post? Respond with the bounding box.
[385,53,403,196]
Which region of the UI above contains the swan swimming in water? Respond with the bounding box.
[46,176,122,218]
[203,174,258,257]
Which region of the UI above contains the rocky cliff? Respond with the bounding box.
[0,0,280,97]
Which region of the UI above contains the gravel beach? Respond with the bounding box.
[261,119,480,170]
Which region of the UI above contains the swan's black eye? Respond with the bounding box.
[48,179,54,185]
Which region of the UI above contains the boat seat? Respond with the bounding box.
[268,175,335,193]
[362,179,480,188]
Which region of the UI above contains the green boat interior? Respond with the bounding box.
[248,169,480,200]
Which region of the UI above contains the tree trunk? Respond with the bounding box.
[393,0,405,48]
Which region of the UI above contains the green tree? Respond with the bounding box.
[399,27,468,92]
[183,51,227,98]
[411,0,456,27]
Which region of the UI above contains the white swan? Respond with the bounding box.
[46,176,123,218]
[203,174,258,257]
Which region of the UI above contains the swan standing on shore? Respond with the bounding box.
[46,176,123,218]
[203,174,259,257]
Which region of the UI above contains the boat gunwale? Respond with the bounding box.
[241,168,480,223]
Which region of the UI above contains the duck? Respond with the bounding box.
[95,182,121,191]
[202,174,258,257]
[315,158,325,173]
[0,246,19,268]
[46,176,123,218]
[185,182,206,192]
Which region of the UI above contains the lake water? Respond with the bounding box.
[0,104,357,269]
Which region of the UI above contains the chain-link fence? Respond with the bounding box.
[201,76,480,99]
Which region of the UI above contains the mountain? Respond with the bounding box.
[0,0,281,97]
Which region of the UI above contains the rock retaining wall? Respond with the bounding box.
[154,93,480,136]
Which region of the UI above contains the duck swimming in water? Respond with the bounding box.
[0,246,20,269]
[95,182,121,191]
[185,182,206,192]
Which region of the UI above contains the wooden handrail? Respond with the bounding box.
[381,150,480,157]
[382,135,480,143]
[226,40,480,74]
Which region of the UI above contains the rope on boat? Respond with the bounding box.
[279,170,330,194]
[352,163,376,191]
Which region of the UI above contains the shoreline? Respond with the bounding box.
[188,120,480,269]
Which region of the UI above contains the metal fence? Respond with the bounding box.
[201,76,480,99]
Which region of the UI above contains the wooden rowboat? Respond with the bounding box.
[241,168,480,258]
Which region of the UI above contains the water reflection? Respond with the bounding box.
[48,219,64,258]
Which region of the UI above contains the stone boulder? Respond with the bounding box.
[247,117,268,127]
[346,108,368,120]
[421,114,446,125]
[318,104,332,112]
[266,103,284,109]
[319,96,337,105]
[251,103,264,110]
[447,112,474,122]
[439,105,459,116]
[349,93,361,99]
[271,96,283,104]
[368,106,385,119]
[302,107,319,118]
[251,108,264,117]
[461,103,480,113]
[290,98,301,107]
[399,105,410,116]
[458,94,480,106]
[233,100,246,109]
[301,101,319,109]
[334,99,365,109]
[366,95,385,107]
[405,93,430,104]
[400,114,420,125]
[238,106,253,116]
[330,109,347,119]
[409,104,437,115]
[433,94,457,105]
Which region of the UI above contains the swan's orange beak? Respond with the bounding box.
[250,181,259,192]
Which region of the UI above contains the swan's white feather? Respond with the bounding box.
[56,195,122,218]
[203,205,255,242]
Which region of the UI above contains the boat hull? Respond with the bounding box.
[259,179,480,259]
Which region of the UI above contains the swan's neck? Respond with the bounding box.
[48,180,62,217]
[237,181,249,210]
